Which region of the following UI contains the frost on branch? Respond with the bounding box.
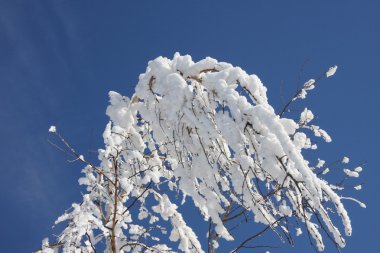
[40,54,363,253]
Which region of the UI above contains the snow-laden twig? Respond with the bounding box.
[39,54,363,253]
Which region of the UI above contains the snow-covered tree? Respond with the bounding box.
[38,54,364,253]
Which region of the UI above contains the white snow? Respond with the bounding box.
[343,169,359,178]
[322,168,330,175]
[342,156,350,164]
[300,108,314,124]
[48,125,56,133]
[326,65,338,77]
[296,227,303,236]
[317,159,325,168]
[40,54,362,253]
[304,79,315,90]
[279,202,293,217]
[341,197,366,208]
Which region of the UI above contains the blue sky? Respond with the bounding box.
[0,1,379,252]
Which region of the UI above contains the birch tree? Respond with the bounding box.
[38,54,364,253]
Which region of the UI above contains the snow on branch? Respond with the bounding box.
[39,54,363,253]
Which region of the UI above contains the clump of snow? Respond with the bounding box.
[298,89,307,99]
[296,228,303,236]
[311,125,332,143]
[279,202,292,217]
[295,80,316,102]
[304,79,315,90]
[48,125,56,133]
[41,238,54,253]
[300,108,314,124]
[326,65,338,77]
[322,168,330,175]
[342,156,349,164]
[280,118,298,135]
[343,169,359,178]
[316,159,325,168]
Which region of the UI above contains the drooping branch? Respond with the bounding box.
[39,54,362,253]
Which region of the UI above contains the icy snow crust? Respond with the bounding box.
[43,54,358,252]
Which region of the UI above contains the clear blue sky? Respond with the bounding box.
[0,1,379,252]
